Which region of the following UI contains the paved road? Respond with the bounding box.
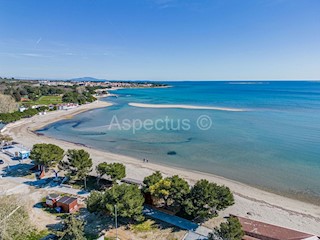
[143,206,212,240]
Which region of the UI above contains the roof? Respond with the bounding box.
[46,193,60,200]
[20,150,30,154]
[3,144,30,156]
[57,196,77,205]
[235,216,318,240]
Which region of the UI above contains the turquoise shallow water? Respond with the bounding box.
[39,81,320,203]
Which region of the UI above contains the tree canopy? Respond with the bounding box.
[87,184,145,222]
[148,175,190,210]
[143,171,163,192]
[0,107,47,124]
[62,91,96,105]
[211,216,244,240]
[96,162,109,184]
[60,149,93,188]
[86,190,105,213]
[183,179,234,222]
[30,143,64,168]
[96,162,126,184]
[59,215,86,240]
[143,172,190,212]
[105,184,145,221]
[106,162,126,183]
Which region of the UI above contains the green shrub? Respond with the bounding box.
[130,220,157,233]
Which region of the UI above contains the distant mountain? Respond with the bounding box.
[69,77,107,82]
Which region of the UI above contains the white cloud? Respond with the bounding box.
[21,53,44,57]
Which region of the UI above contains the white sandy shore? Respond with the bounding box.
[3,100,320,235]
[128,102,246,112]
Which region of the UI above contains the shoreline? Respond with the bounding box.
[2,100,320,235]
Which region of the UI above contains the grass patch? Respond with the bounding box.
[130,220,157,233]
[24,95,62,105]
[25,229,50,240]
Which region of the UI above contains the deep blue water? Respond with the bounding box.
[39,81,320,202]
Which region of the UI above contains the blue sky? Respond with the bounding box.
[0,0,319,80]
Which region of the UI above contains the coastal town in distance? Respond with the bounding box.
[1,0,320,240]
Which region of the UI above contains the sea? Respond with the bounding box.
[38,81,320,203]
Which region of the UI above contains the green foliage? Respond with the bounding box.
[183,179,234,222]
[215,185,234,211]
[212,216,244,240]
[167,175,190,207]
[106,163,126,183]
[145,174,190,211]
[105,184,145,221]
[60,149,93,188]
[96,162,109,184]
[86,190,104,213]
[3,83,66,102]
[30,143,64,168]
[87,184,145,222]
[96,162,126,184]
[130,219,157,233]
[12,90,21,101]
[25,230,50,240]
[0,108,40,123]
[104,237,117,240]
[84,233,99,240]
[144,173,234,221]
[27,95,62,105]
[149,178,172,206]
[62,91,96,104]
[59,215,86,240]
[143,171,163,192]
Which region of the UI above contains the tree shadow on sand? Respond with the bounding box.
[1,163,34,177]
[80,207,182,239]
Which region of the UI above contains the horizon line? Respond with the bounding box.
[1,76,320,82]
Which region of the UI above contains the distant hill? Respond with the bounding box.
[69,77,107,82]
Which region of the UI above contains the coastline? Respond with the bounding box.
[2,100,320,235]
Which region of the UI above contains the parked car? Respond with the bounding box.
[0,160,4,164]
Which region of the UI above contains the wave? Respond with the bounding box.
[128,102,246,112]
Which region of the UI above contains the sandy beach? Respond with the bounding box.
[2,100,320,235]
[128,102,246,112]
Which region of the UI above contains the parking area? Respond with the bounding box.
[0,150,32,176]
